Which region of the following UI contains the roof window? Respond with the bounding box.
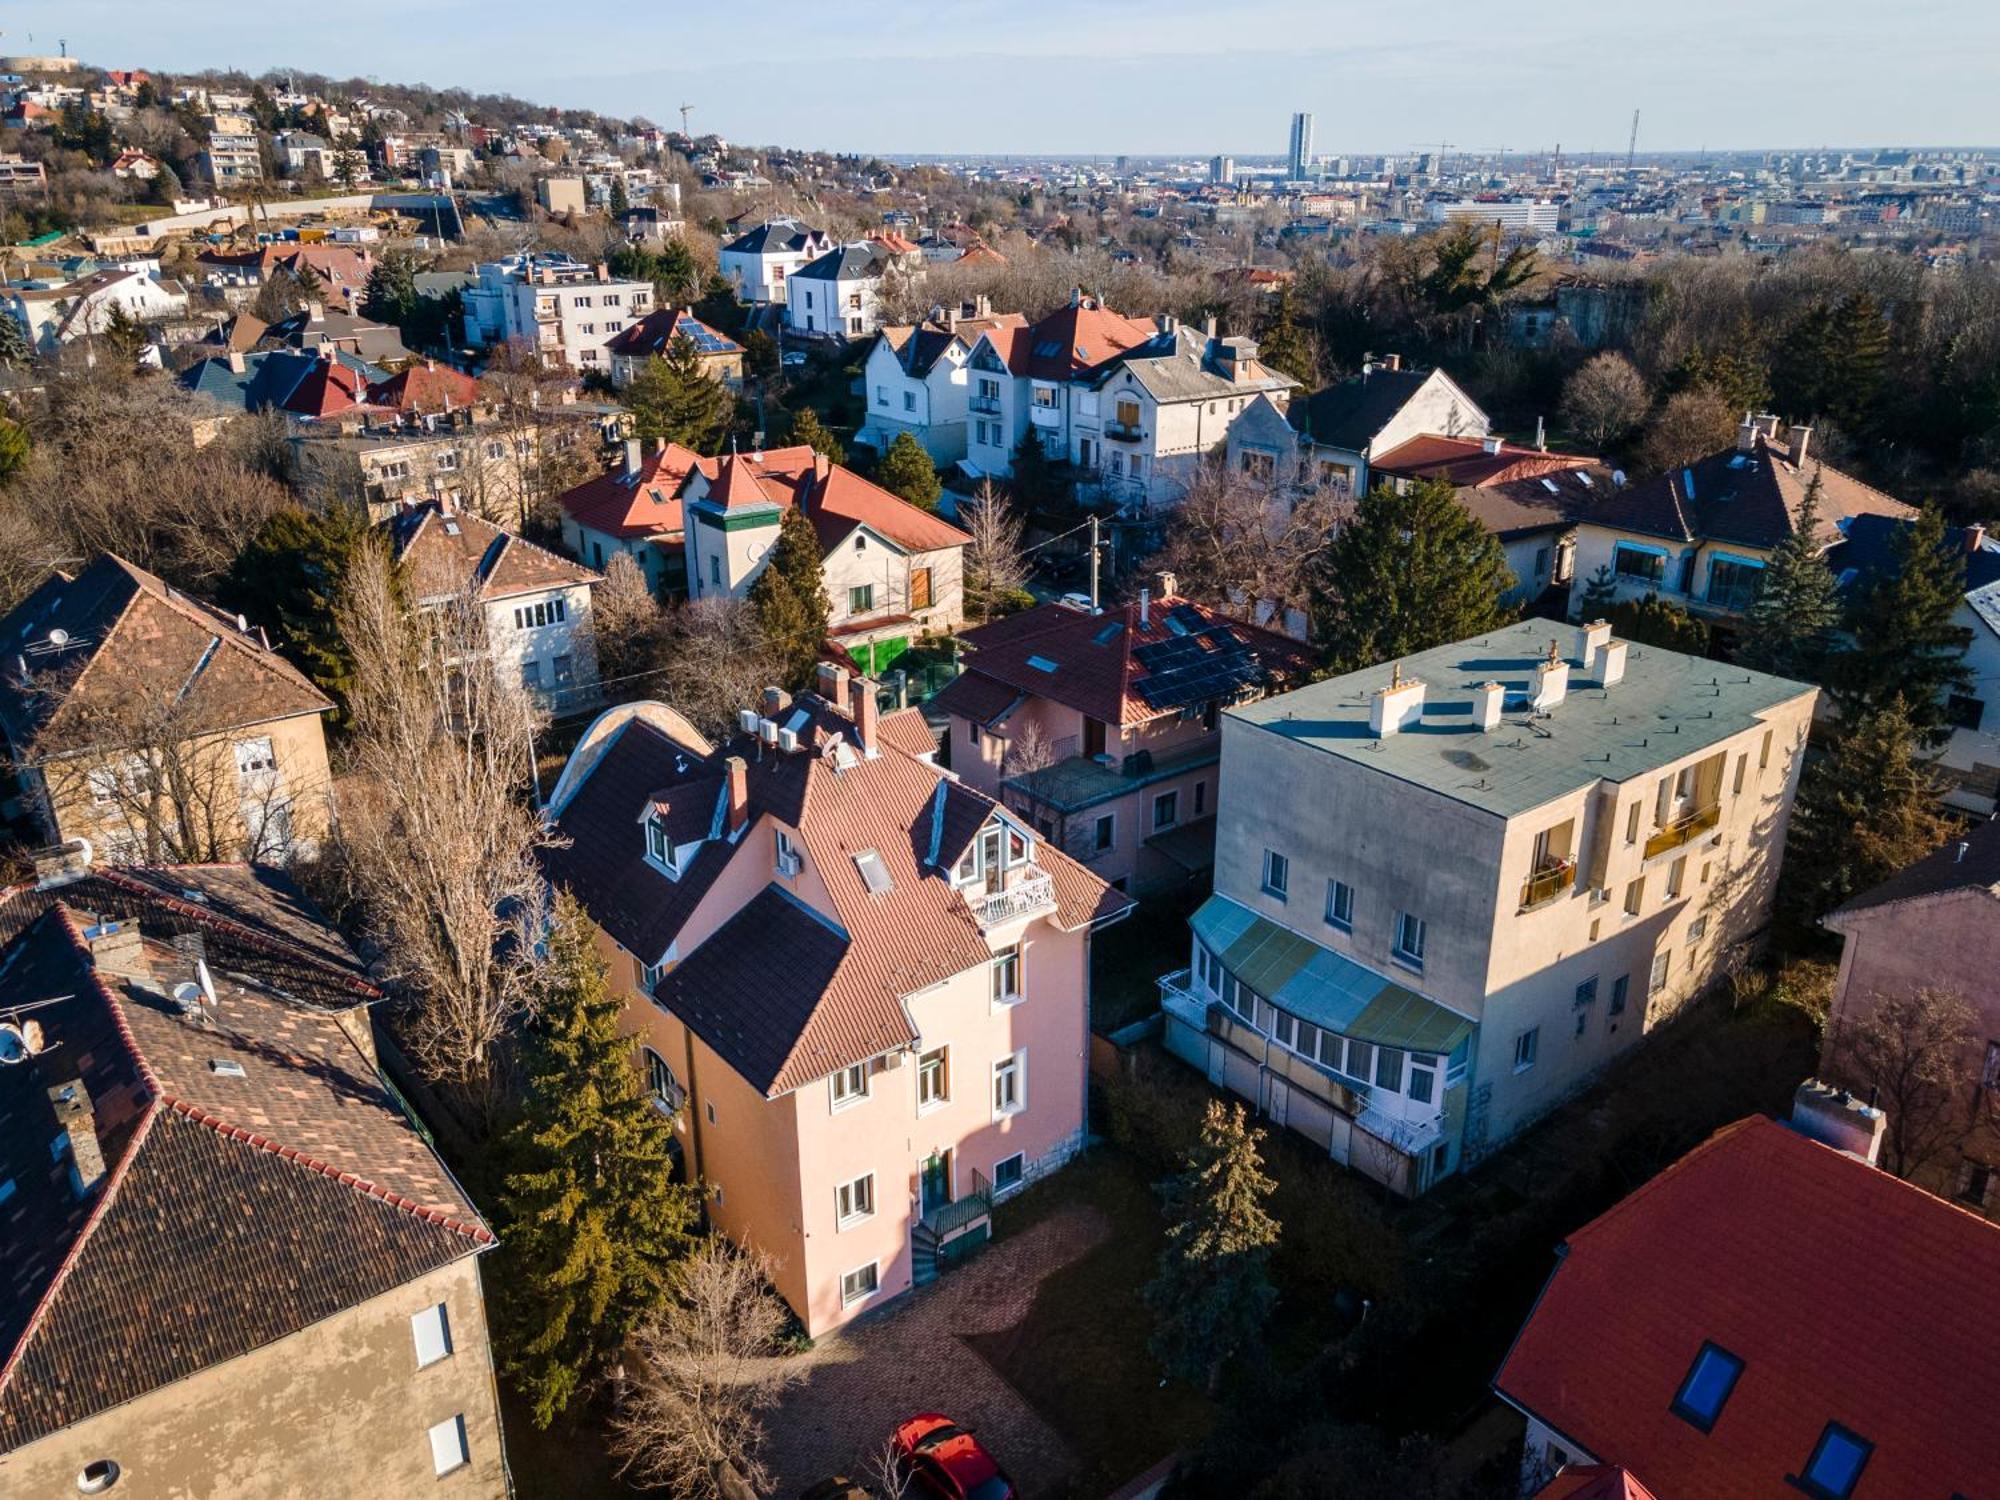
[1669,1341,1743,1432]
[1797,1423,1872,1500]
[208,1059,247,1078]
[1027,654,1059,673]
[853,849,893,894]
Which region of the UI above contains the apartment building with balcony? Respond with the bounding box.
[934,581,1311,894]
[1566,416,1914,622]
[962,293,1157,482]
[856,298,1026,465]
[199,112,262,183]
[460,253,654,373]
[541,667,1131,1335]
[1160,619,1815,1195]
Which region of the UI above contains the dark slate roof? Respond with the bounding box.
[723,219,824,256]
[651,886,850,1095]
[1826,818,2000,923]
[0,902,486,1452]
[1822,513,2000,595]
[1288,368,1431,451]
[791,242,891,283]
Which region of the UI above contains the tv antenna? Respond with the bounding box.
[679,103,694,137]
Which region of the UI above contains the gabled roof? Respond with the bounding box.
[0,554,332,761]
[179,347,387,416]
[1534,1467,1658,1500]
[603,307,743,361]
[983,296,1155,381]
[0,894,485,1452]
[1822,512,2000,598]
[791,241,894,284]
[365,361,479,413]
[686,447,972,556]
[1373,435,1613,541]
[558,443,702,541]
[1288,367,1440,452]
[722,218,826,256]
[1580,435,1914,552]
[1494,1116,2000,1499]
[1095,328,1300,404]
[938,596,1312,729]
[877,312,1026,380]
[386,503,599,605]
[1825,817,2000,925]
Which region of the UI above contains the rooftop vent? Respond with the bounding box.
[1473,680,1506,732]
[1369,662,1427,737]
[1532,640,1570,712]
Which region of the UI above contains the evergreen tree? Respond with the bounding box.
[0,312,30,370]
[788,405,845,465]
[608,175,630,218]
[1664,339,1770,416]
[1606,593,1711,656]
[1737,472,1842,683]
[742,330,779,382]
[1144,1100,1281,1393]
[223,505,379,718]
[1256,284,1315,386]
[1009,426,1060,509]
[362,252,422,329]
[0,415,27,486]
[749,505,831,689]
[693,274,744,337]
[1778,702,1954,933]
[1777,293,1889,431]
[876,430,942,512]
[1833,504,1974,744]
[1308,478,1515,672]
[1576,564,1618,620]
[494,892,699,1428]
[625,335,736,453]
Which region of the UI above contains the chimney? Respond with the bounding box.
[816,661,848,705]
[31,838,91,888]
[1384,353,1401,372]
[47,1079,107,1197]
[1369,663,1427,736]
[1598,639,1628,688]
[624,437,642,478]
[1787,423,1812,466]
[1755,412,1781,439]
[1789,1079,1886,1166]
[1532,640,1570,712]
[1202,314,1218,339]
[1139,588,1150,629]
[1473,680,1506,732]
[1963,522,1986,555]
[1736,412,1759,452]
[1576,618,1613,678]
[724,755,749,835]
[1156,570,1178,600]
[813,449,832,485]
[83,919,148,981]
[226,347,246,374]
[761,685,790,718]
[849,674,879,757]
[1155,313,1177,336]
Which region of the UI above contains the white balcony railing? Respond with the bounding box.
[965,869,1056,929]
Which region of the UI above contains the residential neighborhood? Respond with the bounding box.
[0,31,1995,1500]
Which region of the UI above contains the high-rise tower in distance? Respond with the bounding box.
[1288,111,1314,180]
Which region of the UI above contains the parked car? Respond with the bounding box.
[892,1414,1015,1500]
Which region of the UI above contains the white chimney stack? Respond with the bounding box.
[1789,1079,1886,1166]
[1473,680,1505,732]
[624,437,643,477]
[1577,619,1612,678]
[1532,641,1570,712]
[1598,639,1628,688]
[1369,663,1427,737]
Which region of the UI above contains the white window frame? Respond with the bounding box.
[830,1062,870,1110]
[1513,1027,1539,1073]
[993,1151,1026,1195]
[917,1046,949,1112]
[428,1414,469,1476]
[836,1171,875,1228]
[411,1303,453,1368]
[1393,912,1426,970]
[1325,878,1354,931]
[644,1047,682,1114]
[1261,848,1289,900]
[990,944,1023,1007]
[840,1261,880,1307]
[992,1049,1026,1119]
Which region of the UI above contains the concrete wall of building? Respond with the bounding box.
[1370,372,1488,457]
[0,1257,506,1499]
[486,581,600,709]
[1567,524,1778,619]
[819,533,964,637]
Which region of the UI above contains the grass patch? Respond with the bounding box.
[966,1152,1215,1496]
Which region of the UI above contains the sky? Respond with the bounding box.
[31,0,2000,157]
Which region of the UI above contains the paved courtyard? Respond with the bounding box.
[762,1201,1112,1498]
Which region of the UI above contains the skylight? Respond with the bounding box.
[853,849,893,894]
[1540,477,1560,493]
[1669,1342,1743,1432]
[1092,621,1125,646]
[1799,1424,1872,1500]
[209,1059,247,1078]
[1027,654,1059,673]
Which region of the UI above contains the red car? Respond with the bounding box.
[892,1414,1017,1500]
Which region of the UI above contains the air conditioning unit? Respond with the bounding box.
[776,850,802,877]
[737,708,760,733]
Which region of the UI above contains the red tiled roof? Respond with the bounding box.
[559,443,703,540]
[280,354,368,418]
[1494,1116,2000,1498]
[689,447,972,556]
[1534,1466,1658,1500]
[365,362,479,413]
[1373,434,1603,489]
[603,307,742,360]
[386,503,599,603]
[874,706,938,759]
[991,298,1157,381]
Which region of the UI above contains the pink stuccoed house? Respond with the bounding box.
[542,664,1132,1335]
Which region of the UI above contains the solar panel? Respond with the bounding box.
[1131,625,1269,712]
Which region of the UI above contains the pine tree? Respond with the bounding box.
[608,175,630,218]
[1832,504,1974,744]
[742,330,779,382]
[223,505,380,718]
[1255,284,1315,386]
[1607,594,1711,655]
[1009,426,1060,509]
[494,892,699,1428]
[625,335,736,453]
[1309,477,1515,672]
[788,405,845,464]
[749,505,831,690]
[1576,564,1618,620]
[1737,472,1842,683]
[876,430,941,512]
[0,312,31,370]
[1778,702,1954,932]
[1144,1100,1281,1393]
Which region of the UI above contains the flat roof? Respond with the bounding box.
[1228,618,1814,820]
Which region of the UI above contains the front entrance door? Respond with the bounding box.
[920,1151,951,1216]
[980,827,1004,895]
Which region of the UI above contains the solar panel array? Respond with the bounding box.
[676,315,737,354]
[1132,606,1269,711]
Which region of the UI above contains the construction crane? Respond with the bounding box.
[678,103,694,137]
[1626,109,1640,171]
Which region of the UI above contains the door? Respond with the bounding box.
[920,1152,951,1216]
[1268,1076,1290,1130]
[1083,718,1106,759]
[980,827,1004,894]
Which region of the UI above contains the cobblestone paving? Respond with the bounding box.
[763,1202,1112,1499]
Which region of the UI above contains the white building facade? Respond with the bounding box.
[460,254,655,373]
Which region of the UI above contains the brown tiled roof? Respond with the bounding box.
[1534,1468,1659,1500]
[689,447,972,556]
[1581,435,1914,552]
[0,555,333,761]
[1372,433,1603,489]
[875,706,937,758]
[365,362,479,413]
[928,670,1025,729]
[386,502,599,604]
[559,443,702,540]
[1825,817,2000,924]
[0,901,485,1452]
[988,298,1155,381]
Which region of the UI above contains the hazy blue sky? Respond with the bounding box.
[34,0,2000,156]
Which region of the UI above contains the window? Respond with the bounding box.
[428,1415,469,1476]
[1272,1010,1297,1051]
[435,450,459,472]
[836,1172,875,1226]
[234,737,276,776]
[521,659,543,689]
[639,958,666,990]
[1959,1160,1993,1207]
[1613,544,1666,583]
[1944,692,1986,730]
[1650,948,1672,993]
[512,598,569,630]
[1374,1047,1404,1091]
[1623,878,1644,916]
[1984,1041,2000,1091]
[1393,913,1426,969]
[1759,728,1772,769]
[1574,976,1600,1010]
[411,1303,453,1368]
[993,1152,1024,1191]
[840,1262,879,1306]
[776,828,800,875]
[831,1062,870,1109]
[1194,781,1206,816]
[1706,555,1764,609]
[1261,849,1289,899]
[1408,1054,1438,1104]
[645,812,675,871]
[552,654,574,686]
[1114,397,1140,427]
[645,1048,681,1113]
[1325,879,1354,931]
[1344,1038,1374,1083]
[848,584,874,614]
[1624,802,1641,845]
[1093,814,1115,853]
[1153,790,1179,830]
[991,944,1022,1005]
[918,1047,949,1109]
[709,555,721,586]
[1688,915,1709,946]
[993,1051,1025,1117]
[911,567,933,611]
[875,383,888,407]
[1513,1027,1539,1072]
[1798,1423,1872,1500]
[903,390,916,412]
[1733,753,1747,795]
[1609,974,1630,1017]
[1032,384,1057,409]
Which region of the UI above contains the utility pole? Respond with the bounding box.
[1088,514,1101,613]
[1626,110,1640,172]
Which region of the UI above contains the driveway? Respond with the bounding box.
[763,1202,1112,1498]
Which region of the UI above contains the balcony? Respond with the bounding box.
[1103,420,1144,443]
[1643,803,1722,860]
[920,1167,994,1239]
[1519,857,1578,912]
[965,868,1056,929]
[968,394,1002,415]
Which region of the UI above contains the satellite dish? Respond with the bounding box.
[47,628,69,647]
[172,981,204,1015]
[0,1022,28,1064]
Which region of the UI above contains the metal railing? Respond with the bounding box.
[1103,420,1144,443]
[965,869,1056,928]
[968,394,1002,414]
[1519,858,1578,911]
[921,1167,994,1237]
[1644,803,1721,860]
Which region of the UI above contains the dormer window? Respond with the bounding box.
[645,812,678,875]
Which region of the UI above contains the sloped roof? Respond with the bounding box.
[1099,328,1300,404]
[559,443,702,541]
[1822,512,2000,598]
[365,361,479,413]
[989,297,1156,381]
[688,447,972,556]
[179,347,386,416]
[1534,1467,1659,1500]
[1289,368,1436,451]
[791,241,894,284]
[1494,1116,2000,1499]
[722,219,825,256]
[878,313,1026,380]
[1371,436,1613,542]
[603,306,743,360]
[875,705,938,758]
[1825,817,2000,924]
[0,555,332,761]
[0,900,485,1452]
[386,502,599,604]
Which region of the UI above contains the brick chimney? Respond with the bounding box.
[849,673,879,757]
[1964,522,1986,555]
[83,919,148,981]
[724,755,749,835]
[817,661,848,705]
[47,1079,107,1197]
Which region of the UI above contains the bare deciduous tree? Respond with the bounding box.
[610,1239,802,1500]
[1636,386,1738,477]
[959,481,1029,622]
[1825,985,1982,1181]
[1560,352,1651,451]
[333,542,557,1094]
[654,595,785,740]
[591,552,666,693]
[1152,455,1343,626]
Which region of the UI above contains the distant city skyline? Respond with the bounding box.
[34,0,2000,156]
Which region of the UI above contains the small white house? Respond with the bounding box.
[1283,360,1490,498]
[718,218,832,305]
[855,299,1025,464]
[784,239,919,343]
[4,267,189,354]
